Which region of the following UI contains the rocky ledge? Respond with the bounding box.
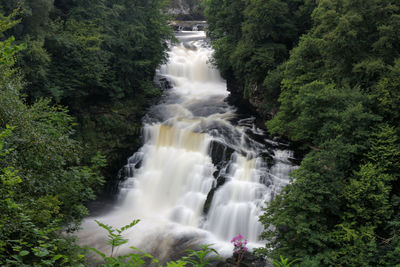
[169,20,207,31]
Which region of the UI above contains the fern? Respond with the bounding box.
[271,255,300,267]
[94,219,140,257]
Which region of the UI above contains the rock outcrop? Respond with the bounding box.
[168,0,204,20]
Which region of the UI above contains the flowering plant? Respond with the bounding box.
[231,234,248,266]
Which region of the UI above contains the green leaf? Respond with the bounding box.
[19,250,30,257]
[52,254,63,261]
[89,247,106,259]
[33,247,49,257]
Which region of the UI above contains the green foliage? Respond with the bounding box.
[181,244,221,267]
[344,164,393,226]
[374,58,400,124]
[0,1,173,184]
[0,11,106,265]
[166,261,187,267]
[0,9,25,67]
[204,0,246,78]
[256,0,400,266]
[90,220,220,267]
[95,219,140,257]
[271,256,299,267]
[205,0,316,112]
[90,219,161,267]
[0,126,89,266]
[269,82,381,157]
[0,92,106,226]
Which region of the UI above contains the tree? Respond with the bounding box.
[260,1,400,265]
[205,0,315,115]
[0,11,105,265]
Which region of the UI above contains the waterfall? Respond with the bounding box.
[78,31,296,260]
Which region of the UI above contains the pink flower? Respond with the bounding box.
[231,234,248,254]
[231,234,243,243]
[231,235,248,266]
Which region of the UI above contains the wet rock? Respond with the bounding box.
[203,188,215,214]
[169,20,208,31]
[155,76,173,91]
[216,176,226,187]
[209,140,235,167]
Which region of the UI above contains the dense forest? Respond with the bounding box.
[0,0,173,265]
[1,0,174,184]
[205,0,400,266]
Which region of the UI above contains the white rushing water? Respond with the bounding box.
[78,31,296,261]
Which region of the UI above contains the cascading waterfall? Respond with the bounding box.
[78,31,296,261]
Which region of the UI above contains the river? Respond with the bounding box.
[78,31,296,263]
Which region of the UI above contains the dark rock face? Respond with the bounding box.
[226,72,244,96]
[247,83,270,120]
[203,187,216,214]
[203,140,235,214]
[210,140,234,167]
[225,73,272,128]
[225,75,260,125]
